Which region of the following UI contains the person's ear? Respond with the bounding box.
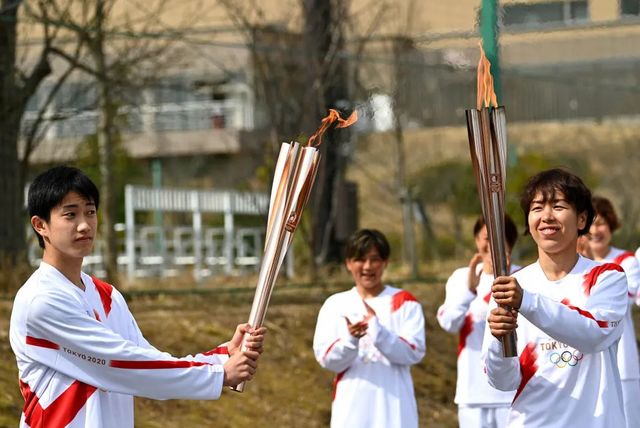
[577,211,588,232]
[31,216,48,239]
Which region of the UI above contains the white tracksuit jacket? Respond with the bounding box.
[482,256,627,427]
[10,262,229,428]
[604,247,640,380]
[437,263,517,406]
[313,285,426,428]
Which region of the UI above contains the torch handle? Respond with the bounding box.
[232,380,246,393]
[231,211,288,394]
[230,331,254,393]
[494,260,517,357]
[499,311,518,357]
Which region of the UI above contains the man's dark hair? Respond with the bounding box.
[592,196,620,232]
[519,168,594,236]
[344,229,390,261]
[28,166,100,248]
[473,214,519,249]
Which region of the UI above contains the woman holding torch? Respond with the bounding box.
[482,168,627,427]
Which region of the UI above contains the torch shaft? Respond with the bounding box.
[466,107,517,358]
[234,144,320,392]
[233,145,301,392]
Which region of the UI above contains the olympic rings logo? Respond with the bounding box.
[549,350,583,368]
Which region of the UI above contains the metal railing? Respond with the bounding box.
[21,100,241,141]
[123,185,272,280]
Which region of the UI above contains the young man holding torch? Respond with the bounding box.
[482,168,627,427]
[437,215,519,428]
[313,229,426,428]
[10,166,266,427]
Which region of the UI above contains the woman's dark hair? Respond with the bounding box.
[473,214,519,249]
[344,229,390,261]
[519,168,594,236]
[592,196,620,232]
[28,166,100,248]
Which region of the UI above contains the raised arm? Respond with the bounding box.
[114,290,232,366]
[493,264,628,354]
[437,267,477,333]
[24,290,257,399]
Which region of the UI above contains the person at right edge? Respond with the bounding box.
[580,196,640,428]
[481,168,627,427]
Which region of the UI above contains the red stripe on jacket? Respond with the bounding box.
[332,370,347,401]
[91,276,113,317]
[513,343,538,403]
[561,298,609,328]
[582,263,623,296]
[399,336,417,350]
[483,292,492,303]
[457,314,474,358]
[391,290,417,312]
[20,379,97,428]
[26,336,60,350]
[323,339,341,360]
[203,346,229,356]
[109,359,209,369]
[613,252,635,266]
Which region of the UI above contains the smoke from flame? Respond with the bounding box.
[308,109,358,147]
[477,42,498,110]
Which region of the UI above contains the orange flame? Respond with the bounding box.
[477,42,498,110]
[308,109,358,147]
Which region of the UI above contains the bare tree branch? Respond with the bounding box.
[21,35,83,173]
[21,1,53,104]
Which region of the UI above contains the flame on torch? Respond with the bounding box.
[477,42,499,110]
[307,109,358,147]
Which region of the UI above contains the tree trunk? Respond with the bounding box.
[0,0,28,263]
[93,0,118,283]
[303,0,350,266]
[96,80,118,283]
[393,115,418,278]
[0,117,26,263]
[393,37,418,278]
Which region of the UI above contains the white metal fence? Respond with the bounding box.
[123,185,270,280]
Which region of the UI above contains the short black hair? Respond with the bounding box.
[28,166,100,248]
[519,168,594,236]
[473,214,518,249]
[344,229,390,261]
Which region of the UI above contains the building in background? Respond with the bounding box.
[21,0,640,173]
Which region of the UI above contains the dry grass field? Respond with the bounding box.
[3,264,640,428]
